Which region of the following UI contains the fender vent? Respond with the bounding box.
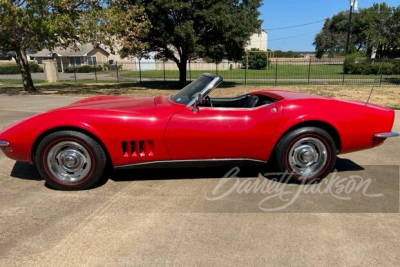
[122,140,154,157]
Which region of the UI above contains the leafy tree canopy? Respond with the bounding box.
[118,0,263,86]
[0,0,102,91]
[313,2,400,59]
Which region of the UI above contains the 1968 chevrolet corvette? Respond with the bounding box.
[0,74,398,190]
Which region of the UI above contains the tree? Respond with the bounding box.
[81,0,150,57]
[357,3,400,58]
[118,0,262,87]
[0,0,99,92]
[313,11,365,58]
[313,2,400,59]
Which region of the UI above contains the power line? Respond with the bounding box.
[268,31,318,42]
[265,19,327,31]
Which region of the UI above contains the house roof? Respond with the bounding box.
[29,44,110,57]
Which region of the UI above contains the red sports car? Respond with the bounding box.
[0,74,398,190]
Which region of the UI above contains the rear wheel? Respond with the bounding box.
[275,127,336,181]
[35,131,106,190]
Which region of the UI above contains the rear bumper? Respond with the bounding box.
[0,141,9,147]
[374,132,399,138]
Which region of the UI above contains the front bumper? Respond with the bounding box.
[374,132,399,138]
[0,141,9,147]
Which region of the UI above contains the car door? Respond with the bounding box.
[164,103,283,161]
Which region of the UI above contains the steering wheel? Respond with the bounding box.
[204,96,213,107]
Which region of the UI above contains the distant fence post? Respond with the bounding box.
[189,60,192,82]
[94,62,98,83]
[73,64,77,82]
[342,60,345,86]
[275,59,278,86]
[245,54,248,86]
[216,62,218,75]
[163,60,166,85]
[379,71,383,87]
[116,61,119,83]
[307,58,311,84]
[138,58,142,83]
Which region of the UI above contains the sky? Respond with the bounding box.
[260,0,399,52]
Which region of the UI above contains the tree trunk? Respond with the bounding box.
[15,48,36,92]
[177,58,187,88]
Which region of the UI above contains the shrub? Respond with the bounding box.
[64,65,103,73]
[0,63,43,74]
[242,49,271,69]
[0,65,20,74]
[103,63,111,71]
[343,53,358,74]
[29,62,43,73]
[393,61,400,74]
[344,54,400,75]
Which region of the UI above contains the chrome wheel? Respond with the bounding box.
[287,137,328,178]
[46,141,92,184]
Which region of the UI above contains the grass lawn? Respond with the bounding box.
[121,64,400,81]
[0,79,399,109]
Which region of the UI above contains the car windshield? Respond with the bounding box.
[171,75,215,105]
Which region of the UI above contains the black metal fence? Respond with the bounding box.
[1,58,400,86]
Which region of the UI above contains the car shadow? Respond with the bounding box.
[10,161,42,181]
[108,157,364,184]
[10,157,365,188]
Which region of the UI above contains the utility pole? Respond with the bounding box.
[345,0,358,55]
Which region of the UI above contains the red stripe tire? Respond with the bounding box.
[35,131,106,190]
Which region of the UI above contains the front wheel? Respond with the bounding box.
[35,131,107,190]
[275,127,337,182]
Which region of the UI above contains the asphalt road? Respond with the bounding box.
[0,94,399,266]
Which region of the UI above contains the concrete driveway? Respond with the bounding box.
[0,94,399,266]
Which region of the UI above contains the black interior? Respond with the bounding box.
[201,94,275,108]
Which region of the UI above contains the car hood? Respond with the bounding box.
[64,95,158,112]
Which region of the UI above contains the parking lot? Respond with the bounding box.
[0,94,399,266]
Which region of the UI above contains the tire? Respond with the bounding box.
[35,131,107,190]
[275,127,337,182]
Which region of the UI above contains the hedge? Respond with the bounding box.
[64,65,103,73]
[344,54,400,75]
[0,63,43,74]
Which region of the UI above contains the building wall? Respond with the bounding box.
[87,48,109,65]
[154,61,242,71]
[0,58,16,65]
[35,57,54,64]
[108,54,136,64]
[245,30,268,51]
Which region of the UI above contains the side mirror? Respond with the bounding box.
[192,93,202,112]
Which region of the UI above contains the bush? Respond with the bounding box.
[0,63,43,74]
[29,62,43,73]
[393,61,400,74]
[103,63,111,71]
[0,65,20,74]
[344,54,400,75]
[242,49,271,69]
[343,53,358,74]
[64,65,103,73]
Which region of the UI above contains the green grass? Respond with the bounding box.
[121,64,400,80]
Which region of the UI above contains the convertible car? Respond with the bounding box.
[0,74,398,190]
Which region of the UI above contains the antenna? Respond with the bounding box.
[365,57,386,106]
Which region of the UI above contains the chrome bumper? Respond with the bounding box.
[374,132,399,138]
[0,141,9,147]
